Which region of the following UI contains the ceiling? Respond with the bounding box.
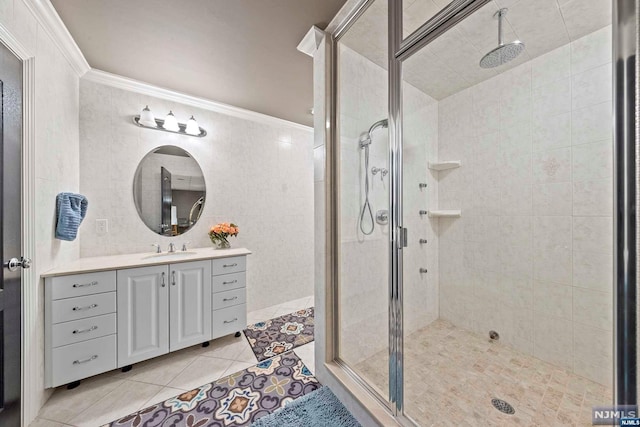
[51,0,347,127]
[341,0,611,100]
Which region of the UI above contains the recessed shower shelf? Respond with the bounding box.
[428,161,461,171]
[428,210,462,218]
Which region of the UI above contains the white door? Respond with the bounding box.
[117,265,169,366]
[169,260,211,351]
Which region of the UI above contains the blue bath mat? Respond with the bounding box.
[252,386,361,427]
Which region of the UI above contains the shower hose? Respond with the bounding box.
[359,144,374,235]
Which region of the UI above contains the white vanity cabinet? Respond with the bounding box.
[211,256,247,339]
[43,248,250,388]
[44,271,118,388]
[116,265,169,367]
[117,260,212,366]
[169,260,212,351]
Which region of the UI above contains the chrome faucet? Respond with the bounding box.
[182,242,190,252]
[168,243,176,253]
[151,244,161,254]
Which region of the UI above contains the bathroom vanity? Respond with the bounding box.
[42,247,250,388]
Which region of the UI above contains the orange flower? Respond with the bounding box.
[209,222,239,238]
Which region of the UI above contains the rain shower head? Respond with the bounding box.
[479,8,525,69]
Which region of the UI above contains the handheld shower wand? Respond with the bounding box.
[359,119,388,235]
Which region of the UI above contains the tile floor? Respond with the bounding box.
[356,319,612,427]
[33,296,315,427]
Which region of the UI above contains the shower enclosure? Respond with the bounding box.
[326,0,638,425]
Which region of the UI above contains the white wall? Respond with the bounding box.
[312,35,381,427]
[437,26,613,385]
[402,77,439,336]
[338,43,439,366]
[0,0,81,422]
[338,43,390,366]
[78,79,314,311]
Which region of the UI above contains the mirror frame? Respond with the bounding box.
[132,145,206,237]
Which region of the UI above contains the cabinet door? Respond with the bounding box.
[169,260,212,351]
[117,265,169,366]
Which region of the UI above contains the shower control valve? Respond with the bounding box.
[376,210,389,225]
[371,167,388,181]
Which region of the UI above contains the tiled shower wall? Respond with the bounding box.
[339,44,439,365]
[437,26,613,385]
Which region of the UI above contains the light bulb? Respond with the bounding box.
[163,111,180,132]
[139,105,157,127]
[185,116,200,136]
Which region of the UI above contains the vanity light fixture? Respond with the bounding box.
[133,106,207,137]
[139,105,157,127]
[162,111,180,132]
[185,116,200,136]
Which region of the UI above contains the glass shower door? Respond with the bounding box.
[399,0,614,425]
[335,0,392,404]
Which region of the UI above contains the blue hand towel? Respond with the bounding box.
[55,192,88,241]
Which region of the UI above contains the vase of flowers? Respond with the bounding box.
[209,223,239,249]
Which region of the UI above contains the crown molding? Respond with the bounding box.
[297,26,325,57]
[0,21,32,59]
[83,69,313,133]
[22,0,90,76]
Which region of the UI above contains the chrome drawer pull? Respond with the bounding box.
[223,297,238,302]
[72,304,98,311]
[222,280,238,285]
[223,318,238,324]
[73,281,98,288]
[73,355,98,365]
[73,326,98,334]
[223,263,237,268]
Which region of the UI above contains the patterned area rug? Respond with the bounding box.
[244,307,314,362]
[107,352,320,427]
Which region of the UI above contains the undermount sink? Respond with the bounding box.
[143,251,198,260]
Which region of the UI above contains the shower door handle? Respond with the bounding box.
[398,227,408,248]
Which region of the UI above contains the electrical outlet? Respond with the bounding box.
[96,219,108,234]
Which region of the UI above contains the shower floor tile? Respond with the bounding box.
[355,319,611,427]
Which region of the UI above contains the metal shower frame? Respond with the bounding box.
[325,0,639,424]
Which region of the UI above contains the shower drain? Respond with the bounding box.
[491,398,515,415]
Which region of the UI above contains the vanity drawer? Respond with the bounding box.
[51,313,117,348]
[212,288,246,310]
[212,272,245,293]
[212,304,246,339]
[49,271,116,300]
[212,256,246,276]
[51,334,116,387]
[51,292,116,324]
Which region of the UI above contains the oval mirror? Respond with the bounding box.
[133,145,206,236]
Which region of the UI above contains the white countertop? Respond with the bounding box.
[41,247,252,278]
